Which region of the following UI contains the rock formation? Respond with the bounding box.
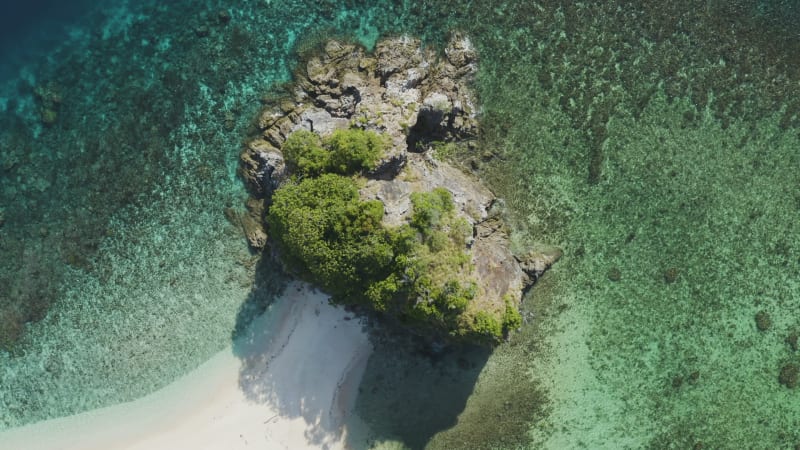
[238,33,560,342]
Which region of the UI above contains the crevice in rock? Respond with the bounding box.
[406,106,449,152]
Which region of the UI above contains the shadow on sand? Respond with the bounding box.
[231,255,490,450]
[350,334,491,450]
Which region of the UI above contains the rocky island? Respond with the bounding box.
[238,34,560,344]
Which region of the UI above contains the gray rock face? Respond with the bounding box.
[516,247,564,285]
[239,139,286,198]
[238,34,559,325]
[240,33,480,197]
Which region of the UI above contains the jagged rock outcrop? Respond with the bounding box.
[240,33,480,198]
[238,33,560,340]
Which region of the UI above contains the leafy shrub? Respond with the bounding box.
[267,173,398,304]
[409,187,455,232]
[430,141,460,160]
[281,128,387,177]
[501,296,523,333]
[325,128,387,174]
[397,188,483,336]
[471,311,503,339]
[281,130,329,177]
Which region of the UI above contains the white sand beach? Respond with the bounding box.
[0,283,373,450]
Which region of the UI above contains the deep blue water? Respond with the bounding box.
[0,0,100,81]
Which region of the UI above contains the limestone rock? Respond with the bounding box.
[324,40,356,60]
[445,32,477,68]
[242,198,268,249]
[293,107,350,136]
[375,36,428,78]
[237,34,560,340]
[241,212,267,249]
[238,139,286,198]
[517,247,564,284]
[257,105,285,130]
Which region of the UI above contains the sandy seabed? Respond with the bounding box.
[0,283,373,450]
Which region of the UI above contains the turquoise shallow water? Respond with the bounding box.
[2,1,800,448]
[0,0,434,430]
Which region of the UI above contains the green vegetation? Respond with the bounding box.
[268,173,399,304]
[281,130,328,176]
[399,189,486,340]
[501,295,523,333]
[430,141,459,160]
[269,129,513,343]
[470,311,502,338]
[409,188,454,231]
[326,127,386,174]
[281,128,387,177]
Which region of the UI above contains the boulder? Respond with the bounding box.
[445,32,478,68]
[238,139,286,198]
[241,212,267,249]
[517,247,564,284]
[374,36,427,78]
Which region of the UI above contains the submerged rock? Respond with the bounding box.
[779,363,798,389]
[238,34,559,343]
[241,198,267,250]
[754,310,772,332]
[787,331,799,352]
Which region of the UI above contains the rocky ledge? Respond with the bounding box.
[238,34,560,343]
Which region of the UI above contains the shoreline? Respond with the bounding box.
[0,283,373,450]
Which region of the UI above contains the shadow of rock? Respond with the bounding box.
[230,255,490,450]
[231,256,374,448]
[350,333,491,450]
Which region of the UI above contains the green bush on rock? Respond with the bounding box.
[501,295,523,333]
[281,128,387,177]
[398,189,482,337]
[409,187,455,232]
[325,128,386,174]
[471,311,503,338]
[269,129,513,344]
[281,130,329,177]
[267,173,398,304]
